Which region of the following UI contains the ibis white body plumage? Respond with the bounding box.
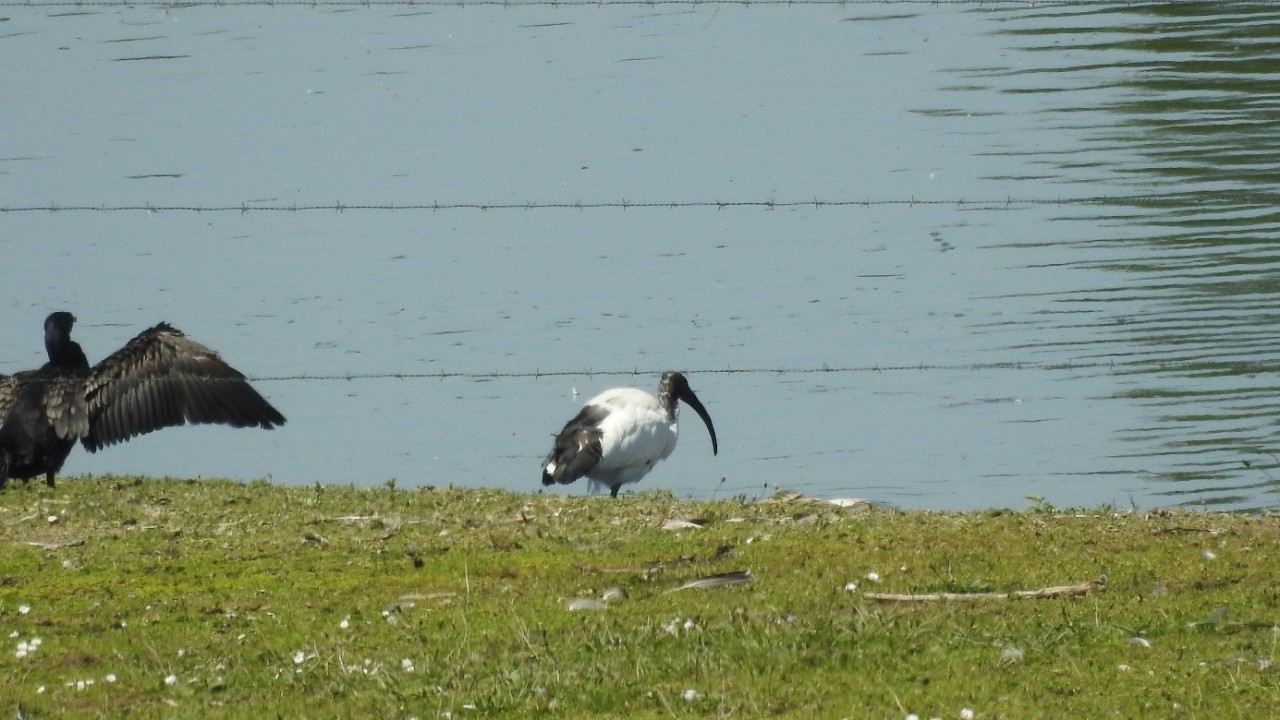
[541,372,718,498]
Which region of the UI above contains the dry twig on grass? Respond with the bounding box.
[666,570,752,593]
[864,576,1106,602]
[23,539,85,550]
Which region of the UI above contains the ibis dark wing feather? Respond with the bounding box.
[541,404,609,486]
[80,323,286,452]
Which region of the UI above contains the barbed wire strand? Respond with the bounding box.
[243,359,1265,382]
[0,0,1223,8]
[6,361,1257,384]
[0,192,1253,215]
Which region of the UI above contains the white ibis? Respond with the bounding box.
[0,312,286,488]
[541,371,718,498]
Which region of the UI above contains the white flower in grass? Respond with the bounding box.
[960,709,974,720]
[865,571,880,582]
[844,582,858,592]
[36,686,45,694]
[104,674,117,683]
[682,689,700,702]
[293,650,307,665]
[340,617,350,630]
[164,674,177,686]
[401,658,415,673]
[15,637,41,658]
[18,605,31,615]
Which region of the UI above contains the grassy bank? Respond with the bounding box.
[1,476,1277,718]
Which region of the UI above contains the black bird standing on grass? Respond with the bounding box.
[0,312,286,488]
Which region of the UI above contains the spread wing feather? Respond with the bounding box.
[80,323,286,452]
[45,377,90,441]
[0,373,31,422]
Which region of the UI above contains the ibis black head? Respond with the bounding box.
[660,371,718,455]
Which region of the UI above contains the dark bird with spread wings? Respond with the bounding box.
[0,312,286,488]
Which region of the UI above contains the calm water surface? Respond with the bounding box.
[2,2,1278,510]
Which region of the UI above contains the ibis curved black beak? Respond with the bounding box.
[674,377,718,456]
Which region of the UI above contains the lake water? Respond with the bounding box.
[3,1,1279,511]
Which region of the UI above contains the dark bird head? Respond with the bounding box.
[44,311,76,341]
[661,371,718,455]
[43,311,80,360]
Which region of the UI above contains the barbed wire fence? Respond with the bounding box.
[3,1,1269,398]
[4,188,1265,385]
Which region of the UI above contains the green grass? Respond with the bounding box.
[1,476,1278,718]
